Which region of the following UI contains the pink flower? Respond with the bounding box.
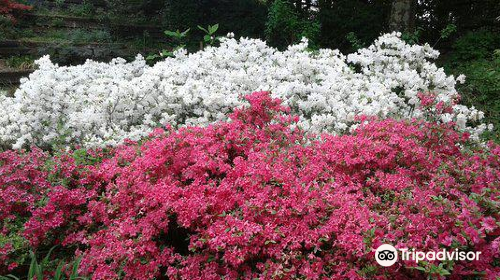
[1,92,500,279]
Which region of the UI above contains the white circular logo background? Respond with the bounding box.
[375,244,398,267]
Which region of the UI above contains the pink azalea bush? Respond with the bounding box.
[1,92,500,279]
[0,148,48,271]
[0,147,109,271]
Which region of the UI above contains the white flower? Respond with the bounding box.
[456,113,467,129]
[441,113,453,123]
[456,74,466,84]
[0,33,488,149]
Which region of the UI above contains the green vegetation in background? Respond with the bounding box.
[317,0,391,52]
[146,23,221,63]
[4,55,35,70]
[444,30,500,141]
[20,28,113,44]
[146,27,190,61]
[265,0,320,49]
[163,0,267,40]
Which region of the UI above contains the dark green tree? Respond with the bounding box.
[317,0,391,51]
[265,0,320,49]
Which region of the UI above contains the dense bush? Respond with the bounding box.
[444,30,500,141]
[1,92,499,279]
[0,148,49,271]
[453,51,500,139]
[448,30,500,64]
[0,146,108,272]
[0,0,31,22]
[0,33,489,149]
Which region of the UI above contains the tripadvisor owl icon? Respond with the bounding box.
[375,244,398,267]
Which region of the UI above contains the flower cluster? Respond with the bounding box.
[0,148,49,271]
[0,33,489,149]
[1,92,499,279]
[0,146,108,271]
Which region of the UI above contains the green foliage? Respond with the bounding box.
[164,28,191,40]
[72,148,104,166]
[20,29,112,44]
[163,0,200,30]
[4,55,35,70]
[449,30,500,63]
[401,27,424,45]
[442,30,500,141]
[0,223,29,273]
[440,24,457,40]
[265,0,320,49]
[402,24,457,46]
[54,0,65,8]
[163,0,267,39]
[146,27,190,61]
[409,261,452,277]
[346,32,365,50]
[198,23,219,46]
[452,50,500,141]
[104,0,164,24]
[68,1,94,17]
[317,0,391,51]
[358,264,378,278]
[1,249,85,280]
[0,15,30,40]
[50,18,65,28]
[458,52,500,99]
[415,0,499,46]
[147,23,221,62]
[69,29,112,43]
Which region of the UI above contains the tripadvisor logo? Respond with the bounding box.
[374,244,481,267]
[375,244,398,267]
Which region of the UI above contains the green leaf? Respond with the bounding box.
[54,262,65,280]
[35,257,43,280]
[197,25,209,34]
[164,30,179,38]
[440,268,451,276]
[218,211,227,217]
[70,257,82,280]
[173,45,186,51]
[204,35,211,42]
[209,24,219,35]
[42,246,57,266]
[146,54,159,61]
[414,266,427,272]
[440,24,457,39]
[158,50,176,58]
[1,275,20,280]
[180,28,190,37]
[28,251,37,280]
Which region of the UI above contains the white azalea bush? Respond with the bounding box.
[0,32,489,149]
